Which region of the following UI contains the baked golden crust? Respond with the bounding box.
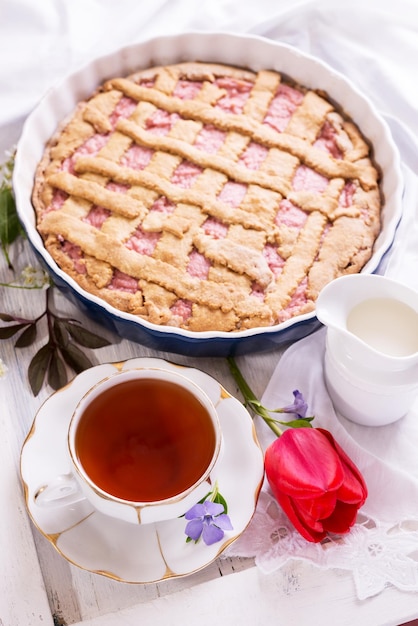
[32,61,381,332]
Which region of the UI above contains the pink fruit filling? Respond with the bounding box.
[339,181,356,208]
[314,120,343,159]
[239,142,268,170]
[251,244,285,300]
[171,161,202,188]
[214,78,252,114]
[264,84,304,133]
[125,227,160,255]
[292,164,328,193]
[250,283,265,300]
[62,134,109,175]
[218,181,247,207]
[150,196,175,214]
[136,79,155,89]
[278,277,309,323]
[84,182,128,229]
[108,269,139,292]
[202,217,228,239]
[109,96,138,130]
[263,243,285,277]
[50,189,68,212]
[314,222,332,260]
[275,199,308,229]
[84,206,111,228]
[59,240,86,275]
[173,80,202,100]
[194,125,226,154]
[170,299,193,323]
[145,109,180,136]
[187,248,211,280]
[120,144,153,170]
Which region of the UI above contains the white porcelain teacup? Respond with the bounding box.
[34,367,222,524]
[316,274,418,426]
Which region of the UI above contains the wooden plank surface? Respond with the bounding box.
[0,398,54,626]
[70,565,418,626]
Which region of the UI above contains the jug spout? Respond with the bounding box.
[315,276,352,333]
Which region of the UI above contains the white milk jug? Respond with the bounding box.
[316,274,418,426]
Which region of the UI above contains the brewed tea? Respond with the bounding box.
[75,377,216,502]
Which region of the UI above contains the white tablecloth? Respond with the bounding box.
[2,0,418,602]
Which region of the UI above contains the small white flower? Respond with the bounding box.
[0,147,15,186]
[21,265,50,289]
[0,358,8,379]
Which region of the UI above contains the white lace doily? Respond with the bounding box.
[227,491,418,600]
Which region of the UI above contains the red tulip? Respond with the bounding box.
[265,427,368,543]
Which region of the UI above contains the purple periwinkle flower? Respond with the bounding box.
[281,389,308,419]
[185,500,233,546]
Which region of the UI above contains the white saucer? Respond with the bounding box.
[20,357,264,583]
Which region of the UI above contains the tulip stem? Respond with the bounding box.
[227,356,283,437]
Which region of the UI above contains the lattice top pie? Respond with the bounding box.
[32,62,381,332]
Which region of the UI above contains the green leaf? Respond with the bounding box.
[0,313,15,322]
[0,186,22,268]
[62,321,111,349]
[213,491,228,514]
[277,418,314,429]
[198,490,212,504]
[0,323,29,339]
[28,343,53,396]
[15,323,37,347]
[60,342,93,374]
[53,318,69,348]
[47,350,68,390]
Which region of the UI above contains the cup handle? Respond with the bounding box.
[34,474,86,508]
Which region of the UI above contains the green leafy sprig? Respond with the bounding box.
[227,356,314,436]
[0,286,112,395]
[0,150,24,270]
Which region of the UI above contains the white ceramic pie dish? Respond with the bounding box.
[13,31,403,357]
